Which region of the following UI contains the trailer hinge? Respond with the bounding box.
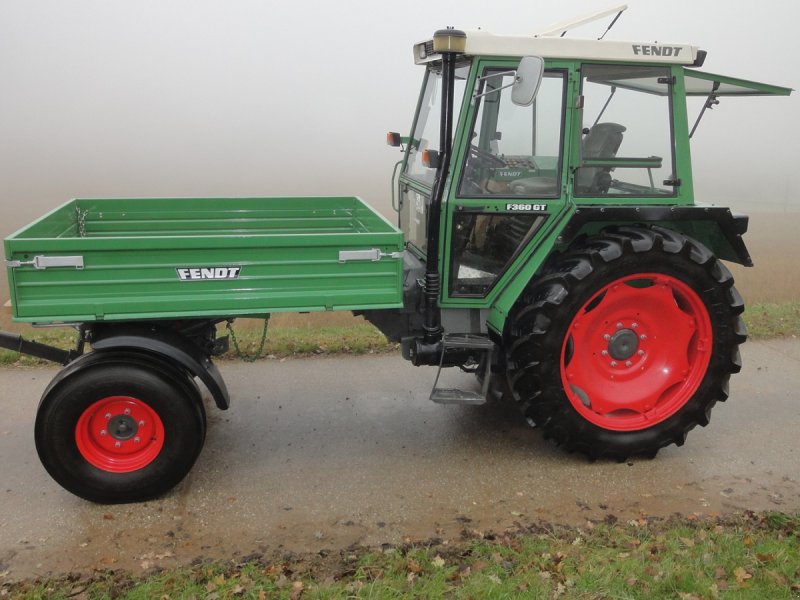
[338,249,405,263]
[6,255,85,269]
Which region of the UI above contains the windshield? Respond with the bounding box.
[458,69,566,198]
[404,63,469,186]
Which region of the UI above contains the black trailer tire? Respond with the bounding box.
[35,357,206,503]
[504,226,746,460]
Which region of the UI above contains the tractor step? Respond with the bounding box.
[429,334,495,406]
[429,387,487,405]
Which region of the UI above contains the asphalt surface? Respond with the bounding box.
[0,339,798,580]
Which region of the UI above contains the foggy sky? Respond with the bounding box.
[1,0,798,245]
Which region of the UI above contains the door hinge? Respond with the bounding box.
[6,255,85,269]
[338,249,405,263]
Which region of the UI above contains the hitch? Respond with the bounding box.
[0,331,83,365]
[403,334,496,406]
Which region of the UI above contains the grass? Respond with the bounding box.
[222,316,394,361]
[742,302,800,340]
[0,314,396,366]
[5,512,799,599]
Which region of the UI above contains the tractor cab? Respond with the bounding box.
[390,25,790,321]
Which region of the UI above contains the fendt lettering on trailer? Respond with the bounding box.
[631,44,683,57]
[2,6,792,504]
[176,267,241,281]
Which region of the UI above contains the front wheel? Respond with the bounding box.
[504,226,746,459]
[35,356,206,503]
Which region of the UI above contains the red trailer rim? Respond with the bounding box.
[560,273,713,432]
[75,396,165,473]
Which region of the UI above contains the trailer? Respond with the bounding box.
[3,8,792,503]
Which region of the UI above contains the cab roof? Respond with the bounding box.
[414,30,702,66]
[414,30,793,97]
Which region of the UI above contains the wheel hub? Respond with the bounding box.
[75,396,165,473]
[561,273,713,432]
[108,414,138,441]
[608,328,639,360]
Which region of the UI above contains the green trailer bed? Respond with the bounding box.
[4,196,404,323]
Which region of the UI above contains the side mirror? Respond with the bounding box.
[511,56,544,107]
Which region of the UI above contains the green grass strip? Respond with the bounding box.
[6,512,799,599]
[744,302,800,339]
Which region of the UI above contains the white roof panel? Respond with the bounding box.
[415,30,699,65]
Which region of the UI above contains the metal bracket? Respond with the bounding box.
[338,249,405,263]
[6,255,85,269]
[429,334,495,405]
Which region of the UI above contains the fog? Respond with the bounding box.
[1,0,798,242]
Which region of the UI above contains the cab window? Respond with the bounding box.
[575,64,676,196]
[405,65,469,186]
[458,70,566,198]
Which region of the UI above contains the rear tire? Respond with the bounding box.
[504,226,745,459]
[35,355,206,503]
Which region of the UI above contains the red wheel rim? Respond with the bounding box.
[75,396,165,473]
[560,273,712,432]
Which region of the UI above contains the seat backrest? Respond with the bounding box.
[575,122,626,194]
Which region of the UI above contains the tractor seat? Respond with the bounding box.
[574,122,626,194]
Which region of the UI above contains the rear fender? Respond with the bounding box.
[488,205,751,334]
[88,325,230,410]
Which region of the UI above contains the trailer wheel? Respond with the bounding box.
[504,226,745,460]
[35,358,206,503]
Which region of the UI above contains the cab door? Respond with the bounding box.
[398,63,470,257]
[442,59,574,306]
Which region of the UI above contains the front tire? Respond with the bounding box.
[35,355,206,503]
[504,226,746,459]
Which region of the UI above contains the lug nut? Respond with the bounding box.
[114,441,121,448]
[134,437,141,444]
[625,360,632,367]
[604,334,611,341]
[610,361,618,367]
[638,350,645,356]
[105,413,111,420]
[139,420,145,426]
[632,322,639,329]
[616,322,623,329]
[640,334,648,340]
[100,429,107,436]
[124,408,131,415]
[601,350,609,357]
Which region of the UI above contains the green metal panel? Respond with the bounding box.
[5,197,403,323]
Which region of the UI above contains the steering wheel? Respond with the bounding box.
[468,144,507,168]
[460,144,508,195]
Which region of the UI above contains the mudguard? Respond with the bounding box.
[88,325,230,410]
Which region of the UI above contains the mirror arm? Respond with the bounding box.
[472,78,518,101]
[475,69,516,83]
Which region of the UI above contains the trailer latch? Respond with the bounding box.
[6,255,85,269]
[338,249,405,263]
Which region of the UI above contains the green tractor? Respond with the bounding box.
[373,24,790,457]
[3,13,792,503]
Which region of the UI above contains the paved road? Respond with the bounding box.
[0,340,798,580]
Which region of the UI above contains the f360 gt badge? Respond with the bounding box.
[176,266,241,281]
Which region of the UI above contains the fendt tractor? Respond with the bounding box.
[2,8,792,503]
